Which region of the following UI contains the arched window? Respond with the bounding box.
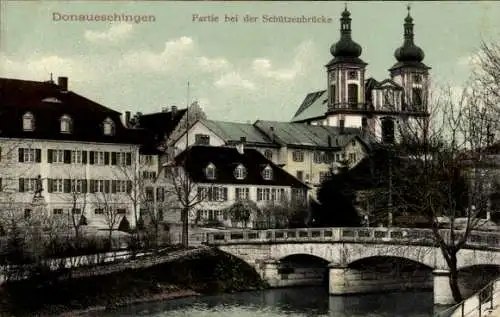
[347,84,358,107]
[262,165,273,180]
[381,118,395,144]
[233,164,247,180]
[22,112,35,131]
[60,115,72,133]
[103,117,115,136]
[205,163,216,180]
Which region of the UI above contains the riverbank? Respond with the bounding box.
[0,247,267,316]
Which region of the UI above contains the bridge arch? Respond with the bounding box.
[347,255,433,271]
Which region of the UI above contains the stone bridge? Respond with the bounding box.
[204,227,500,305]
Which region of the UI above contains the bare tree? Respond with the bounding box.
[389,84,496,303]
[163,161,209,248]
[93,191,123,250]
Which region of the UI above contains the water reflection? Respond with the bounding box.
[96,287,435,317]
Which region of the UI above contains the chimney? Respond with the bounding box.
[328,135,332,147]
[125,111,131,127]
[236,136,246,154]
[57,76,68,92]
[171,105,178,116]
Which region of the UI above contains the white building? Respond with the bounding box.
[0,76,145,229]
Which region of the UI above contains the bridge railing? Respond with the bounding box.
[435,277,500,317]
[204,227,500,250]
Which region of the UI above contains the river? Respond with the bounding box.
[95,287,437,317]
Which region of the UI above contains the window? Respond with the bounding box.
[198,186,228,201]
[195,134,210,145]
[413,87,423,106]
[381,119,395,144]
[117,152,128,166]
[22,112,35,131]
[60,115,72,133]
[335,153,341,162]
[71,179,83,193]
[96,180,105,192]
[71,150,83,164]
[292,150,304,162]
[24,209,32,219]
[314,151,324,164]
[95,208,104,215]
[205,163,216,180]
[53,178,64,193]
[292,188,306,204]
[53,150,64,163]
[145,187,154,201]
[339,119,345,131]
[72,208,81,214]
[257,188,271,201]
[96,151,106,165]
[19,178,39,192]
[413,74,422,84]
[264,150,273,160]
[234,164,247,180]
[19,148,40,163]
[330,85,336,105]
[383,90,393,106]
[235,187,250,200]
[103,118,115,136]
[347,84,358,106]
[141,155,153,165]
[262,165,273,180]
[53,208,63,216]
[142,171,157,180]
[116,180,127,193]
[296,171,304,181]
[349,153,357,162]
[116,209,126,215]
[319,171,329,183]
[348,71,358,80]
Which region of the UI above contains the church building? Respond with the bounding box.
[291,6,430,144]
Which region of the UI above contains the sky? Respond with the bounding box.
[1,1,500,123]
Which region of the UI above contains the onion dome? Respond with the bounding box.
[394,6,425,63]
[330,7,362,59]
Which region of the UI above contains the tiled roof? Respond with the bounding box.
[138,108,187,140]
[254,120,363,149]
[200,119,278,147]
[174,145,308,188]
[0,77,143,144]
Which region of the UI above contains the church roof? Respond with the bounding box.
[291,90,327,122]
[200,119,278,147]
[254,120,365,150]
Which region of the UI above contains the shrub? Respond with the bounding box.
[118,216,131,233]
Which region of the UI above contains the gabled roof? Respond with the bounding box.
[138,108,187,140]
[254,120,365,150]
[173,145,308,188]
[0,77,143,144]
[200,119,278,147]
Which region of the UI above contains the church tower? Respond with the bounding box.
[325,6,368,132]
[389,6,430,117]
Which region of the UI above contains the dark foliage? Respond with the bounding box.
[313,163,362,227]
[78,215,88,226]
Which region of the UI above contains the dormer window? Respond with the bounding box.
[262,165,273,180]
[103,118,115,136]
[60,115,72,133]
[234,164,247,180]
[205,163,216,180]
[22,112,35,131]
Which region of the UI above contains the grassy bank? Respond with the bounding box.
[0,248,267,316]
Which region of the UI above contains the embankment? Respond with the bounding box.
[0,247,267,316]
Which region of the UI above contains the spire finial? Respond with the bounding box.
[407,3,411,14]
[50,72,53,82]
[345,2,348,10]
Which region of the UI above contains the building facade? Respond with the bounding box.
[166,145,309,228]
[0,77,145,229]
